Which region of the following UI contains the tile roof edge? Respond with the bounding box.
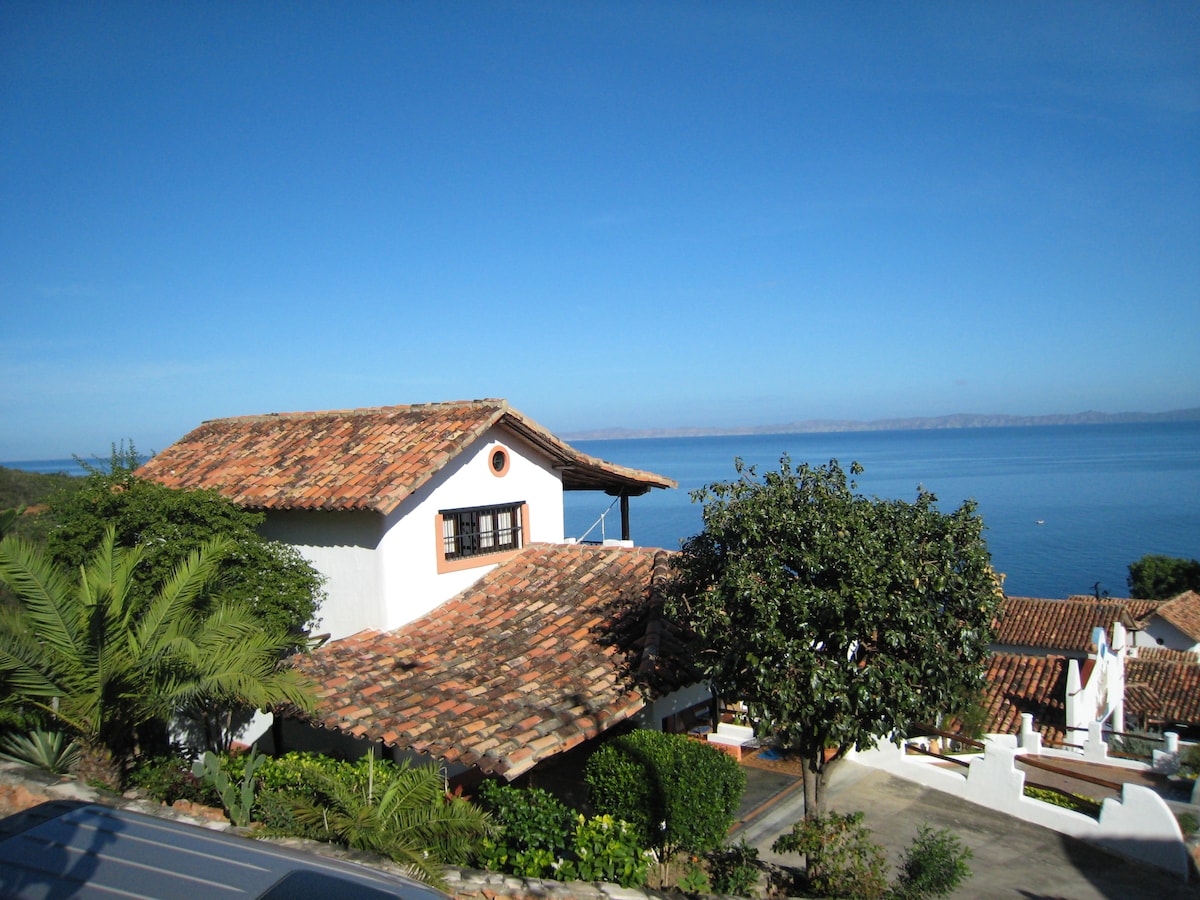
[497,406,678,491]
[196,398,509,426]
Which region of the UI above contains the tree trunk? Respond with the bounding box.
[73,739,123,791]
[803,749,824,819]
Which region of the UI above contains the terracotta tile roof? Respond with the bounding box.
[1126,656,1200,727]
[1151,590,1200,642]
[137,400,676,514]
[993,597,1135,654]
[1134,646,1200,664]
[1066,594,1163,623]
[287,543,693,779]
[971,653,1068,744]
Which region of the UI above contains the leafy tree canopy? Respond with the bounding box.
[1127,554,1200,600]
[666,457,1003,815]
[43,443,323,637]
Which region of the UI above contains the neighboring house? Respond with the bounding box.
[1065,593,1200,738]
[979,634,1125,745]
[978,597,1132,741]
[138,399,676,641]
[982,594,1200,743]
[1129,590,1200,655]
[279,543,707,782]
[979,653,1069,745]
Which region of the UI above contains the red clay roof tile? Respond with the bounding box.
[1126,655,1200,726]
[994,597,1135,654]
[969,652,1069,743]
[286,543,695,779]
[137,399,675,514]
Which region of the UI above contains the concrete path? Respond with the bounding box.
[730,759,1198,898]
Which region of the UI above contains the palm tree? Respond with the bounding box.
[0,527,315,787]
[288,757,490,889]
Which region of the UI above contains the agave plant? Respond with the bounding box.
[0,728,81,775]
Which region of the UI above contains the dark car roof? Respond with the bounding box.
[0,800,448,899]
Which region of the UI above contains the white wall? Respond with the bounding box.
[261,509,386,640]
[1133,617,1200,654]
[375,424,565,632]
[853,738,1191,880]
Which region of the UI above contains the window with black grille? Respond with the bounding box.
[440,503,523,560]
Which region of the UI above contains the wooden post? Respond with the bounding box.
[620,494,631,541]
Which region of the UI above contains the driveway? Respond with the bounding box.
[730,759,1198,899]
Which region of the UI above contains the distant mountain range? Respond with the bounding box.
[562,408,1200,441]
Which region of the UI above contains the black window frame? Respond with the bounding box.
[440,502,523,561]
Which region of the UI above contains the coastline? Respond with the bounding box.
[562,408,1200,442]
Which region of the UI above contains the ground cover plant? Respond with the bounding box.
[704,838,760,896]
[137,749,488,890]
[771,811,973,898]
[471,780,652,888]
[285,756,488,890]
[1023,785,1101,818]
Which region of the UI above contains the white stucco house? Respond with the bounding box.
[138,399,676,641]
[138,400,714,777]
[1127,591,1200,657]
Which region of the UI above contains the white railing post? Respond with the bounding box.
[1019,713,1041,753]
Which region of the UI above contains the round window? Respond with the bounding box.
[490,447,510,477]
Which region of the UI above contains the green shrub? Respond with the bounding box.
[1180,744,1200,778]
[0,705,48,736]
[556,815,652,888]
[135,750,422,828]
[584,730,745,855]
[127,755,218,806]
[677,860,711,894]
[893,826,972,898]
[225,750,401,813]
[771,811,889,899]
[254,789,301,833]
[473,781,577,878]
[705,838,760,896]
[1177,812,1198,837]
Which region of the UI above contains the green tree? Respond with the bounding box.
[0,529,316,786]
[1127,554,1200,600]
[43,443,323,638]
[287,757,489,890]
[666,457,1002,817]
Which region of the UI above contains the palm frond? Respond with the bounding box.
[0,535,84,662]
[286,761,487,890]
[131,536,232,657]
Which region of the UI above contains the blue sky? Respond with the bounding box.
[2,2,1197,460]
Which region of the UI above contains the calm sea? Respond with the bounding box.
[7,422,1198,599]
[564,422,1200,600]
